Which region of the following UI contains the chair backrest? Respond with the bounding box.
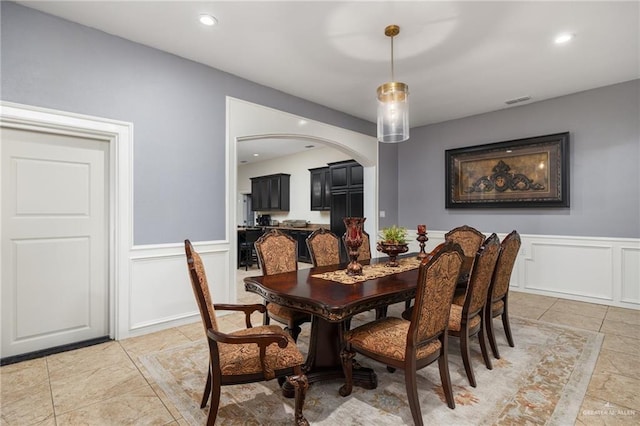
[306,228,341,267]
[408,242,464,346]
[342,230,372,261]
[490,230,521,303]
[185,240,219,333]
[254,228,298,275]
[445,225,486,258]
[462,234,501,318]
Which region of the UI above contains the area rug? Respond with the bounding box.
[139,316,603,425]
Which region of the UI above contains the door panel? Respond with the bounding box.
[1,127,109,358]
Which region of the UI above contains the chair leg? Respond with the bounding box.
[286,322,302,342]
[438,347,455,409]
[200,366,212,408]
[478,318,493,370]
[206,373,222,426]
[486,308,501,359]
[502,300,515,347]
[460,330,476,387]
[405,367,423,426]
[287,369,309,426]
[339,348,355,397]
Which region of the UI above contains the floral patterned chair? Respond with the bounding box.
[184,240,309,425]
[404,225,485,313]
[447,233,501,387]
[338,242,465,425]
[306,228,341,267]
[254,229,311,342]
[486,230,521,358]
[441,224,487,309]
[445,225,486,259]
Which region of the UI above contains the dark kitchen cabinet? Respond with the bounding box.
[328,160,364,262]
[329,160,363,190]
[309,166,331,211]
[250,174,290,211]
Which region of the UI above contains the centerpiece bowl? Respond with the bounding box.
[377,225,409,267]
[376,242,409,267]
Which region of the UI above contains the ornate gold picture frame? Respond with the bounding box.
[445,132,569,208]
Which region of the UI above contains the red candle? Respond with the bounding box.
[417,224,427,234]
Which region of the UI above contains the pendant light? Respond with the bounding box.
[377,25,410,143]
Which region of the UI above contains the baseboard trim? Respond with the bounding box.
[0,336,112,366]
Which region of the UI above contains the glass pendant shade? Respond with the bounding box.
[377,81,409,143]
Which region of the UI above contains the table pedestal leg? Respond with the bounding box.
[281,315,377,398]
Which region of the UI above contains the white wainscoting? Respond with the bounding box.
[125,241,231,338]
[408,231,639,310]
[125,232,638,338]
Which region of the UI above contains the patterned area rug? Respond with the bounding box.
[140,315,602,425]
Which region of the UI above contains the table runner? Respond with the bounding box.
[311,257,421,284]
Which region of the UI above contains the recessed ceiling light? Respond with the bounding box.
[554,32,574,44]
[253,153,259,157]
[199,14,217,26]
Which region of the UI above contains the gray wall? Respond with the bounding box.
[399,79,640,238]
[0,2,376,244]
[378,143,399,228]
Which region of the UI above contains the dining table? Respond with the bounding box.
[243,253,473,396]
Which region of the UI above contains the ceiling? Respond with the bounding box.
[17,1,639,164]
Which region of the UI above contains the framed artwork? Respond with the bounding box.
[445,132,569,208]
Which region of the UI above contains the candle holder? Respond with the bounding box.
[416,224,429,260]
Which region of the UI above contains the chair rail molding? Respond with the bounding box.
[128,241,230,336]
[408,231,639,310]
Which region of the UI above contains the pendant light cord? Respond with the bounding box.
[390,35,395,82]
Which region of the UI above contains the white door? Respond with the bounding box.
[1,127,109,358]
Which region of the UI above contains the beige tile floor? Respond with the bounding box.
[2,264,639,425]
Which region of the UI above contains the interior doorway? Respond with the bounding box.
[0,102,133,357]
[226,97,378,302]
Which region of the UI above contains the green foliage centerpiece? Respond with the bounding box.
[377,225,409,267]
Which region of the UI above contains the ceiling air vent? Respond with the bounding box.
[505,96,532,105]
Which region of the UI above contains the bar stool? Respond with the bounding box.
[239,229,262,270]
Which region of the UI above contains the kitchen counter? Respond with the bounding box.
[262,223,329,231]
[237,224,331,264]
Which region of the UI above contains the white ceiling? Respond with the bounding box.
[17,1,640,164]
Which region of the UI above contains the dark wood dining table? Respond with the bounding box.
[243,254,473,395]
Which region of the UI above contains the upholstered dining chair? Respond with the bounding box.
[447,233,501,387]
[486,230,521,359]
[339,242,465,425]
[445,225,486,259]
[184,240,309,425]
[439,225,486,311]
[306,227,341,267]
[402,225,486,313]
[254,229,311,342]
